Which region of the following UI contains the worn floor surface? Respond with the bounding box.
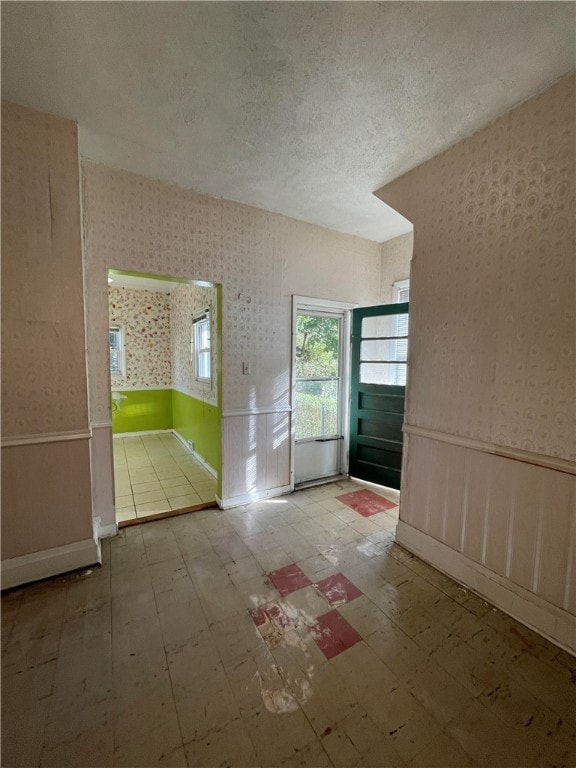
[2,478,575,767]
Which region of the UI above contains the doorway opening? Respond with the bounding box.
[291,297,354,488]
[107,269,222,526]
[291,284,411,499]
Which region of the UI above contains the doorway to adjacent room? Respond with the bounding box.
[107,269,222,525]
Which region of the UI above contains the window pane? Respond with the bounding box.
[295,379,338,439]
[361,338,405,362]
[361,313,408,339]
[109,328,122,374]
[360,362,406,385]
[193,315,211,380]
[296,314,340,378]
[198,349,210,379]
[360,312,408,386]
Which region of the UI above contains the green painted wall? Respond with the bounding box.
[112,389,172,434]
[172,389,221,475]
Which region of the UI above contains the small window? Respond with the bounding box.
[109,325,125,376]
[192,311,211,382]
[393,280,409,385]
[393,278,410,304]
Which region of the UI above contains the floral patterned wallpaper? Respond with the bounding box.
[108,286,171,388]
[170,283,218,405]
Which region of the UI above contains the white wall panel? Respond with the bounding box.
[402,434,575,620]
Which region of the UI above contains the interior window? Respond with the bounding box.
[392,280,409,385]
[109,325,124,376]
[192,311,211,382]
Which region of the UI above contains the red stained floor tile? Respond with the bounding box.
[315,573,363,607]
[267,563,312,596]
[313,609,363,659]
[336,489,397,517]
[249,600,315,643]
[249,606,267,627]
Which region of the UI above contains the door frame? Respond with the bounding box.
[349,301,409,489]
[290,296,357,490]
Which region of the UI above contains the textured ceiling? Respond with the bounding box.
[2,2,574,241]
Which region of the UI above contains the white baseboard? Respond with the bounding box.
[99,523,118,538]
[396,520,576,655]
[217,484,292,510]
[172,430,217,478]
[1,537,102,590]
[112,429,172,439]
[93,516,118,540]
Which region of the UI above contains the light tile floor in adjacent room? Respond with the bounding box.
[113,433,216,521]
[2,479,576,768]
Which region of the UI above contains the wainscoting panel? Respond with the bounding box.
[222,410,291,503]
[399,433,575,648]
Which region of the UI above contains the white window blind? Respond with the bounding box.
[393,280,409,385]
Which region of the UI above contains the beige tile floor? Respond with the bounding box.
[113,433,216,521]
[2,478,575,768]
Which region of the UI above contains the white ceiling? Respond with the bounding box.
[2,2,574,242]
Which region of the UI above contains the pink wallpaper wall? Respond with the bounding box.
[379,232,413,304]
[378,74,575,462]
[2,102,89,437]
[82,162,384,424]
[2,102,94,561]
[109,286,172,388]
[376,75,575,642]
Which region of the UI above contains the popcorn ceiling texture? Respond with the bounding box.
[378,74,575,462]
[108,286,171,389]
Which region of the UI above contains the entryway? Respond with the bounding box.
[107,269,222,525]
[292,297,354,487]
[349,300,409,490]
[291,294,409,492]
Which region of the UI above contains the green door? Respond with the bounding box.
[349,302,409,489]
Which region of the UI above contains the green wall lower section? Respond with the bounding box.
[112,389,172,434]
[111,388,221,481]
[172,389,221,475]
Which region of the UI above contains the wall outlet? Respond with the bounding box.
[187,439,194,452]
[242,362,251,375]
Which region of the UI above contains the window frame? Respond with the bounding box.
[192,310,212,384]
[109,324,125,377]
[392,278,410,304]
[392,279,410,386]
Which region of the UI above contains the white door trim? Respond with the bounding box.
[290,296,357,490]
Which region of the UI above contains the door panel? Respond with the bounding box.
[349,303,408,489]
[294,439,341,484]
[293,310,344,485]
